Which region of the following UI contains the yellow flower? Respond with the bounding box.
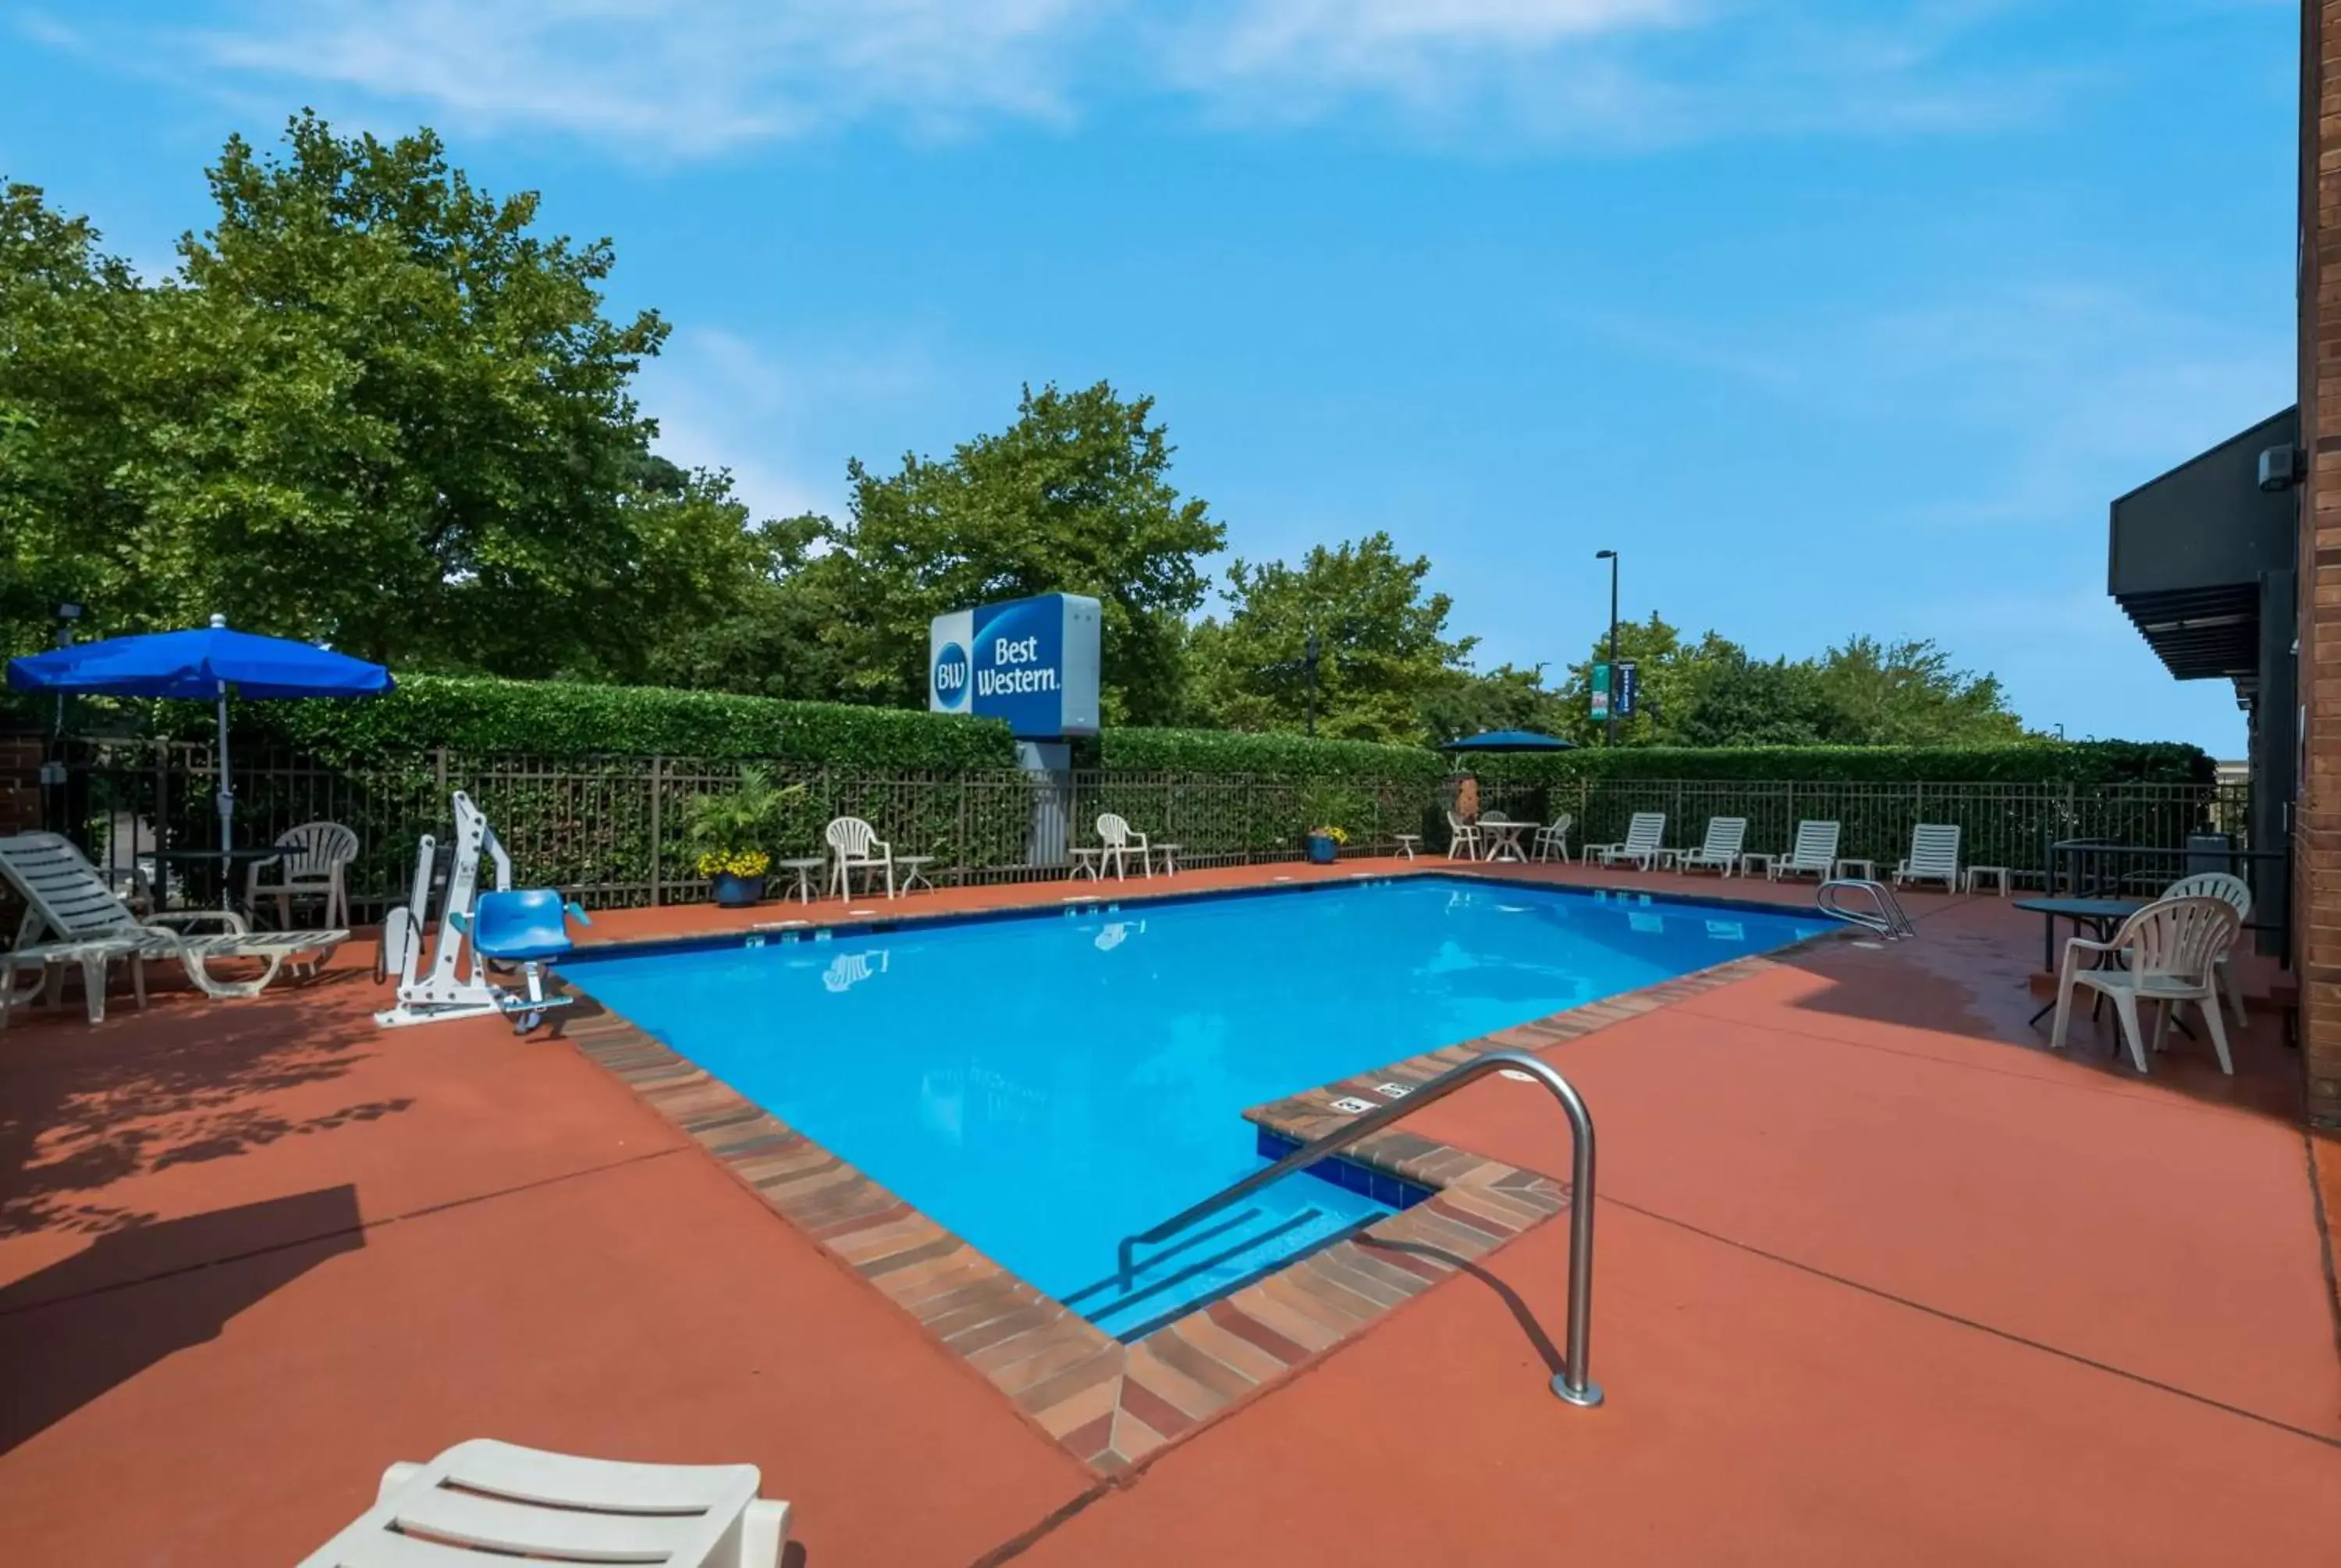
[695,850,772,879]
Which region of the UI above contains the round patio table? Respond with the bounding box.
[773,857,826,904]
[1477,818,1535,864]
[2015,896,2144,1027]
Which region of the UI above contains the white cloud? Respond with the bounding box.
[30,0,2060,158]
[633,326,940,521]
[181,0,1094,157]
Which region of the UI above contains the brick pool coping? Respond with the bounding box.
[559,867,1845,1474]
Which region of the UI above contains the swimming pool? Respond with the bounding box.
[568,875,1827,1333]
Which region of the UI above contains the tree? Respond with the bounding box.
[1418,663,1573,745]
[1810,636,2027,746]
[1672,648,1833,746]
[811,381,1224,725]
[1555,615,1725,745]
[2,115,765,675]
[1556,614,2030,747]
[0,183,153,655]
[1187,533,1474,743]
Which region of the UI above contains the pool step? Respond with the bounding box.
[1065,1164,1398,1340]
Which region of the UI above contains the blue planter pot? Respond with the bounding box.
[711,872,767,908]
[1305,835,1339,865]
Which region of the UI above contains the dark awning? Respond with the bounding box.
[2108,407,2297,683]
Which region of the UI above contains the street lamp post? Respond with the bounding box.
[1594,550,1618,747]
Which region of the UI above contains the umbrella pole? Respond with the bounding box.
[216,685,235,911]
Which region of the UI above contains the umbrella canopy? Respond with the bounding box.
[7,615,393,700]
[8,615,391,906]
[1440,729,1575,753]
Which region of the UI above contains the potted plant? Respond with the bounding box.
[684,767,802,908]
[1299,781,1365,864]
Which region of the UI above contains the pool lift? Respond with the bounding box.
[1815,878,1916,942]
[376,790,591,1033]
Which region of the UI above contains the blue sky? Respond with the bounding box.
[2,1,2299,751]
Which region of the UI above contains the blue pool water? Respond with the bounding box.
[569,877,1827,1335]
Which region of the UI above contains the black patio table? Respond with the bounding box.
[154,846,283,914]
[2015,896,2145,1028]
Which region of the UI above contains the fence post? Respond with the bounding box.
[957,775,969,885]
[648,756,665,907]
[432,747,449,799]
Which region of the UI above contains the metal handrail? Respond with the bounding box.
[1115,1048,1603,1408]
[1816,878,1915,940]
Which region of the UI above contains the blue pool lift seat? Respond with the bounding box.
[450,889,591,1034]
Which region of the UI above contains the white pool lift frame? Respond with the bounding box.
[375,789,514,1028]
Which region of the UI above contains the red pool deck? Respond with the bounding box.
[2,858,2336,1565]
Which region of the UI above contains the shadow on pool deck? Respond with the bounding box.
[0,856,2335,1566]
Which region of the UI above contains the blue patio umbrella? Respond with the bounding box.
[8,614,393,894]
[1439,729,1575,752]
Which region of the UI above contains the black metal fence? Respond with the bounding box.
[35,739,2255,921]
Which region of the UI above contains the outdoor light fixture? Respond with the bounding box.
[2258,442,2305,492]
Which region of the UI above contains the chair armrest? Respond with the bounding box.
[870,839,893,859]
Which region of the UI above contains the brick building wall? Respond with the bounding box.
[2300,0,2341,1125]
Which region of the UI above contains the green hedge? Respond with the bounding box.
[1098,730,2211,787]
[227,676,1019,769]
[1468,741,2211,787]
[1099,726,1446,781]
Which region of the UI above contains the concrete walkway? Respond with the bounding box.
[1,859,2335,1564]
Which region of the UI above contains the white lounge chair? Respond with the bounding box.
[825,815,894,899]
[1767,820,1842,882]
[2165,871,2252,1030]
[2,934,148,1031]
[1892,823,1962,893]
[247,820,359,930]
[2050,895,2241,1075]
[1533,813,1574,863]
[0,832,343,1000]
[1677,817,1747,877]
[297,1439,790,1568]
[1096,813,1152,880]
[1445,811,1483,861]
[1592,812,1668,871]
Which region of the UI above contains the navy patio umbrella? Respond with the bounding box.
[9,614,393,897]
[1440,729,1575,753]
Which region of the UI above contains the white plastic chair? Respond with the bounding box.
[2164,871,2252,1030]
[1533,813,1574,863]
[1096,813,1152,880]
[1767,820,1841,882]
[825,816,894,900]
[2050,895,2242,1075]
[1678,817,1746,877]
[297,1439,790,1567]
[0,832,343,999]
[1592,812,1668,871]
[1892,823,1962,893]
[247,820,359,930]
[1445,811,1483,861]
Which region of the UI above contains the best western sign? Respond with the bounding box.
[929,593,1102,739]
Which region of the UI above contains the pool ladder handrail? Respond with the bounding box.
[1114,1048,1602,1408]
[1816,878,1916,940]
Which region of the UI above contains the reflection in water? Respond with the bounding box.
[823,948,890,993]
[1095,918,1147,952]
[1705,920,1746,942]
[1628,911,1666,935]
